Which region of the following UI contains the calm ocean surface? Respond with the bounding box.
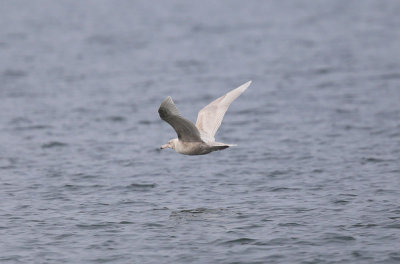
[1,1,400,263]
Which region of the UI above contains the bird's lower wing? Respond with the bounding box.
[159,96,203,142]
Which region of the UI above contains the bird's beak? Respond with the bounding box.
[160,143,169,149]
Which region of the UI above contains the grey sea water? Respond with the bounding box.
[1,0,400,263]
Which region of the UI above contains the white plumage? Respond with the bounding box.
[158,81,251,155]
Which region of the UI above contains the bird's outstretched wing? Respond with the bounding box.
[158,96,203,142]
[195,81,251,142]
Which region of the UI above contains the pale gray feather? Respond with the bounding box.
[158,96,203,142]
[195,81,251,142]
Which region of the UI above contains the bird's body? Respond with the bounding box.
[167,140,228,155]
[158,81,251,155]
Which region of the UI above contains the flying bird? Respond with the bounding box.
[158,81,251,155]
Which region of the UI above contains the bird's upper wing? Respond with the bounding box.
[158,96,203,142]
[195,81,251,142]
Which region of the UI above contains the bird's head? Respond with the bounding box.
[160,138,178,150]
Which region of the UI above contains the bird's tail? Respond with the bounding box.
[210,142,236,151]
[211,145,230,151]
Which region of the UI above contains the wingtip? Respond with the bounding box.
[237,80,252,91]
[162,96,174,104]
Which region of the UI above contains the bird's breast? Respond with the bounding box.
[175,141,212,155]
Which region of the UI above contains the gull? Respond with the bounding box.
[158,81,251,155]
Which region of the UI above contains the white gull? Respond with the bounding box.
[158,81,251,155]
